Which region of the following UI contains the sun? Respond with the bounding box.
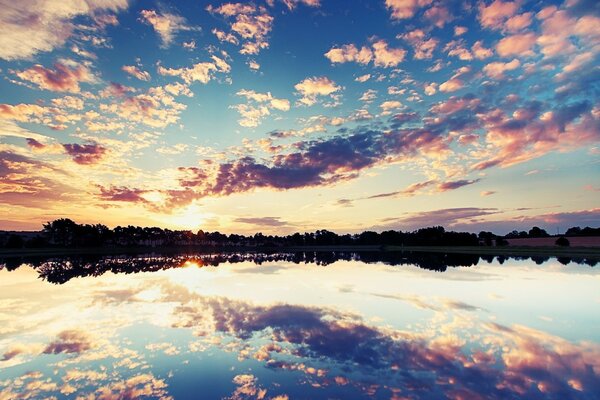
[158,203,211,231]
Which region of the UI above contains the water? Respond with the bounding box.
[0,252,599,399]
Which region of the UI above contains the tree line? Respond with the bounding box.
[1,218,598,249]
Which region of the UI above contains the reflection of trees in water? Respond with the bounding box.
[0,251,597,284]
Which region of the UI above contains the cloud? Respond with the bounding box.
[439,77,464,92]
[26,138,46,149]
[454,26,468,36]
[437,179,480,191]
[230,104,271,128]
[233,89,290,127]
[0,0,128,60]
[63,142,107,165]
[379,100,403,114]
[478,0,520,30]
[0,150,80,208]
[365,178,479,200]
[122,65,151,81]
[381,207,500,230]
[424,5,452,28]
[187,126,447,199]
[233,217,290,227]
[424,82,437,95]
[385,0,433,20]
[367,179,436,199]
[505,12,532,32]
[324,44,372,64]
[372,40,406,67]
[472,40,494,59]
[280,0,321,9]
[15,62,94,93]
[1,343,42,361]
[472,100,599,170]
[483,59,521,78]
[399,29,438,59]
[452,208,600,234]
[207,3,274,55]
[294,76,341,106]
[51,96,85,110]
[324,39,405,67]
[0,104,50,124]
[496,32,537,57]
[139,9,196,47]
[43,330,93,354]
[95,84,190,129]
[98,186,148,203]
[158,56,231,84]
[359,89,377,103]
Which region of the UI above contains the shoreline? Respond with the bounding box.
[1,244,599,260]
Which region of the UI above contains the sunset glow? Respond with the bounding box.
[0,0,598,233]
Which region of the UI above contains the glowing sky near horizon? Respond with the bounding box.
[0,0,599,233]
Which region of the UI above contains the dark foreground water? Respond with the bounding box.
[0,252,599,399]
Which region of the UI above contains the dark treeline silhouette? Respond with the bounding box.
[3,218,597,250]
[0,251,596,284]
[504,226,600,239]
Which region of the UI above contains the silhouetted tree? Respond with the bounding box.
[43,218,78,246]
[528,226,550,238]
[555,236,570,247]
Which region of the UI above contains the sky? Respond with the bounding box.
[0,0,599,234]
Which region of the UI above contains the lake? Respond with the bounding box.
[1,252,599,399]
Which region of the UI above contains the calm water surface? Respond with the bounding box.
[0,252,599,399]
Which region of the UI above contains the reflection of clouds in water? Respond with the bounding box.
[43,329,94,355]
[225,374,290,400]
[1,266,599,399]
[160,281,600,398]
[1,369,171,400]
[364,292,485,312]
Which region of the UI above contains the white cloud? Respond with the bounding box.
[0,0,129,60]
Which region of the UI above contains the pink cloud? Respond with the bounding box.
[63,142,107,165]
[496,32,537,57]
[139,9,195,47]
[206,3,274,55]
[385,0,432,19]
[122,65,151,81]
[479,0,519,30]
[15,62,94,93]
[324,44,372,64]
[43,330,94,354]
[325,40,405,67]
[372,40,406,67]
[472,41,494,59]
[483,59,521,79]
[424,5,452,28]
[439,78,464,93]
[473,101,598,170]
[400,29,438,60]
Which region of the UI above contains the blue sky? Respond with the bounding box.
[0,0,599,233]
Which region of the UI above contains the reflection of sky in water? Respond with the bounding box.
[1,255,599,399]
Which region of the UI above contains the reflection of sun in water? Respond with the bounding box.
[182,260,201,268]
